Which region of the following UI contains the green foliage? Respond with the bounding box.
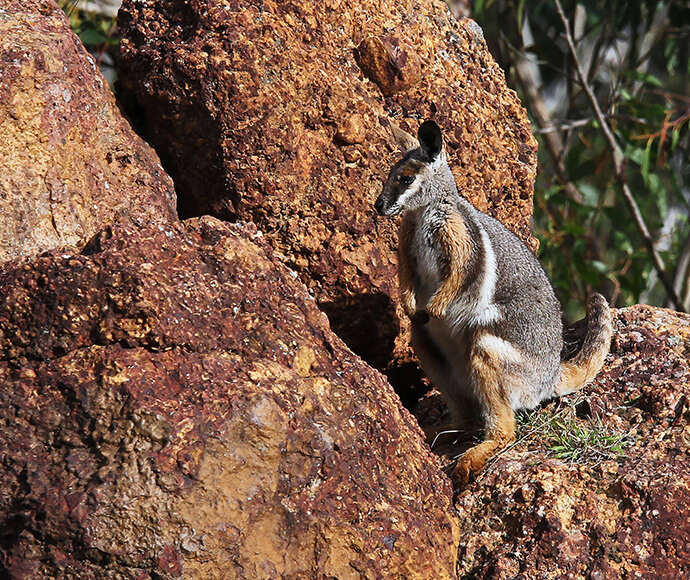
[58,1,120,85]
[470,0,690,318]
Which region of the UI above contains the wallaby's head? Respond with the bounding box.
[374,120,449,216]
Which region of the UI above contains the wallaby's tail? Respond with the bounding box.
[555,293,613,397]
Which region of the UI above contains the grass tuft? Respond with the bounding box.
[515,401,635,466]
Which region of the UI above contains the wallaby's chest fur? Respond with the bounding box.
[405,206,447,304]
[403,202,497,326]
[401,197,563,411]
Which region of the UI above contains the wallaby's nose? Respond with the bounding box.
[374,196,384,215]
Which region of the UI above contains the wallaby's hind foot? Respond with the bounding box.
[453,434,514,485]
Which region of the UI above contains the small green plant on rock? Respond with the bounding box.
[515,402,635,466]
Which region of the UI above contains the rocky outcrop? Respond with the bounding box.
[0,0,176,264]
[442,305,690,579]
[116,0,538,374]
[7,3,688,579]
[0,217,459,579]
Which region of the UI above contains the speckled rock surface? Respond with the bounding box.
[0,0,176,264]
[116,0,538,375]
[446,305,690,579]
[0,217,459,579]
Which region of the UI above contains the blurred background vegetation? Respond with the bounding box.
[61,0,689,320]
[457,0,690,319]
[59,0,120,87]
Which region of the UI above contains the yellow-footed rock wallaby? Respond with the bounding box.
[374,120,613,485]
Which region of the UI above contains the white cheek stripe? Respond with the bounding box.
[390,179,422,214]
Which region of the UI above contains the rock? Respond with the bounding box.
[0,217,459,579]
[354,36,423,97]
[0,0,177,265]
[335,113,367,145]
[116,0,538,377]
[446,305,690,579]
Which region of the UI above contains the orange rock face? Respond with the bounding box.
[0,0,177,264]
[117,0,538,376]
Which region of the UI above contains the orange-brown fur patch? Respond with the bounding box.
[400,164,421,178]
[453,332,517,484]
[398,215,417,317]
[427,211,473,319]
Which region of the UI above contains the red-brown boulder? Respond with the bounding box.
[0,217,459,579]
[0,0,177,264]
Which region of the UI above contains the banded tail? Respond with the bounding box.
[555,293,613,396]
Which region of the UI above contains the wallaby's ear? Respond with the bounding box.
[418,120,443,160]
[390,121,420,152]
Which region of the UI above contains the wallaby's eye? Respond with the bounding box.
[400,175,415,186]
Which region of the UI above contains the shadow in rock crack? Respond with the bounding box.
[319,292,431,411]
[319,292,398,371]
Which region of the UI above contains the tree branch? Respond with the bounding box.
[553,0,684,311]
[513,52,583,204]
[672,232,690,311]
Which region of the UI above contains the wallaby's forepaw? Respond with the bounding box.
[401,291,417,319]
[426,302,447,320]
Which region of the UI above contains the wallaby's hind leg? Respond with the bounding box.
[411,322,478,441]
[453,404,515,484]
[453,341,517,484]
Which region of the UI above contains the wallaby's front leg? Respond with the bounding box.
[398,260,417,319]
[427,212,472,319]
[398,216,418,319]
[453,336,517,485]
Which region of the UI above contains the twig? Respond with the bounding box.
[672,233,690,311]
[648,88,690,104]
[631,111,690,142]
[553,0,684,311]
[534,118,593,134]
